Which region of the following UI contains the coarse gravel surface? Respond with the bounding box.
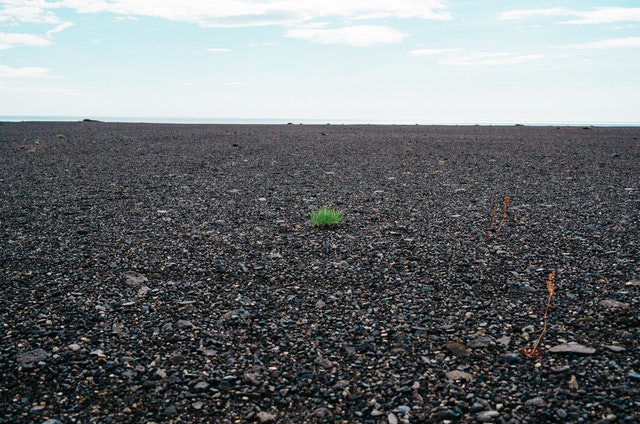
[1,122,639,423]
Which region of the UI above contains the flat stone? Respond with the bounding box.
[16,349,48,365]
[549,343,596,355]
[476,410,500,422]
[599,299,629,309]
[256,411,277,423]
[446,370,473,382]
[446,342,470,356]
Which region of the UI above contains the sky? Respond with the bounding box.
[1,0,639,124]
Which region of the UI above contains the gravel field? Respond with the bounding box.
[1,122,639,423]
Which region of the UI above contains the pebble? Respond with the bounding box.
[476,410,500,422]
[549,343,596,355]
[256,411,277,423]
[628,371,640,381]
[446,342,470,356]
[446,370,473,382]
[16,349,48,365]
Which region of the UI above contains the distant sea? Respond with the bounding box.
[1,116,639,126]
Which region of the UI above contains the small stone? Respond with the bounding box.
[312,408,332,418]
[628,371,640,381]
[315,299,326,309]
[557,409,568,419]
[163,405,177,416]
[16,349,48,365]
[41,420,64,424]
[599,299,629,309]
[549,343,595,355]
[68,344,81,352]
[121,271,147,287]
[605,345,626,352]
[192,401,204,410]
[569,375,579,390]
[256,411,277,423]
[525,397,547,407]
[446,342,470,356]
[468,336,494,348]
[476,410,500,422]
[446,370,473,382]
[388,412,399,424]
[194,381,209,391]
[504,353,522,364]
[176,319,195,329]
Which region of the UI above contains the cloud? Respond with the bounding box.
[572,37,640,49]
[0,32,51,49]
[437,52,543,66]
[499,7,640,24]
[1,0,451,27]
[286,25,407,47]
[0,1,61,24]
[0,64,51,78]
[409,48,461,56]
[46,21,74,37]
[207,48,231,52]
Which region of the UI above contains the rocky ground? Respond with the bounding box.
[1,121,639,423]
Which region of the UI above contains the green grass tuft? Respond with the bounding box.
[311,207,343,227]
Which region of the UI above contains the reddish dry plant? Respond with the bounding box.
[521,270,556,359]
[488,195,510,239]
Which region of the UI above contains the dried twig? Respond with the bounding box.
[522,270,556,358]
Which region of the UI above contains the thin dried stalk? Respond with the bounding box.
[522,270,556,358]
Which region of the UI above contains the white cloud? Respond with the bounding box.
[409,48,461,56]
[286,25,407,47]
[0,31,51,49]
[572,36,640,49]
[1,0,451,27]
[0,1,61,24]
[499,7,640,24]
[46,21,74,37]
[0,64,51,78]
[438,52,543,66]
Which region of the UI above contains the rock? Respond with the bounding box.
[503,353,522,364]
[628,371,640,381]
[599,299,629,309]
[315,299,326,309]
[16,349,48,365]
[192,401,204,410]
[604,345,626,352]
[121,271,147,287]
[256,411,277,423]
[569,375,579,389]
[41,420,64,424]
[388,412,399,424]
[446,342,470,356]
[525,397,547,407]
[476,410,500,422]
[468,335,494,348]
[176,319,195,329]
[162,405,177,416]
[312,408,332,419]
[549,343,596,355]
[446,370,473,382]
[194,381,209,391]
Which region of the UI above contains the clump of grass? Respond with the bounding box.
[311,207,343,227]
[521,270,556,359]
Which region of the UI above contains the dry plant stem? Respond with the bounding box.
[523,270,556,358]
[495,195,510,235]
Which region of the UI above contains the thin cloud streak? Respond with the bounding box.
[437,52,543,66]
[0,64,51,78]
[572,36,640,49]
[0,0,451,28]
[0,31,51,49]
[409,48,461,56]
[286,25,407,47]
[499,7,640,24]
